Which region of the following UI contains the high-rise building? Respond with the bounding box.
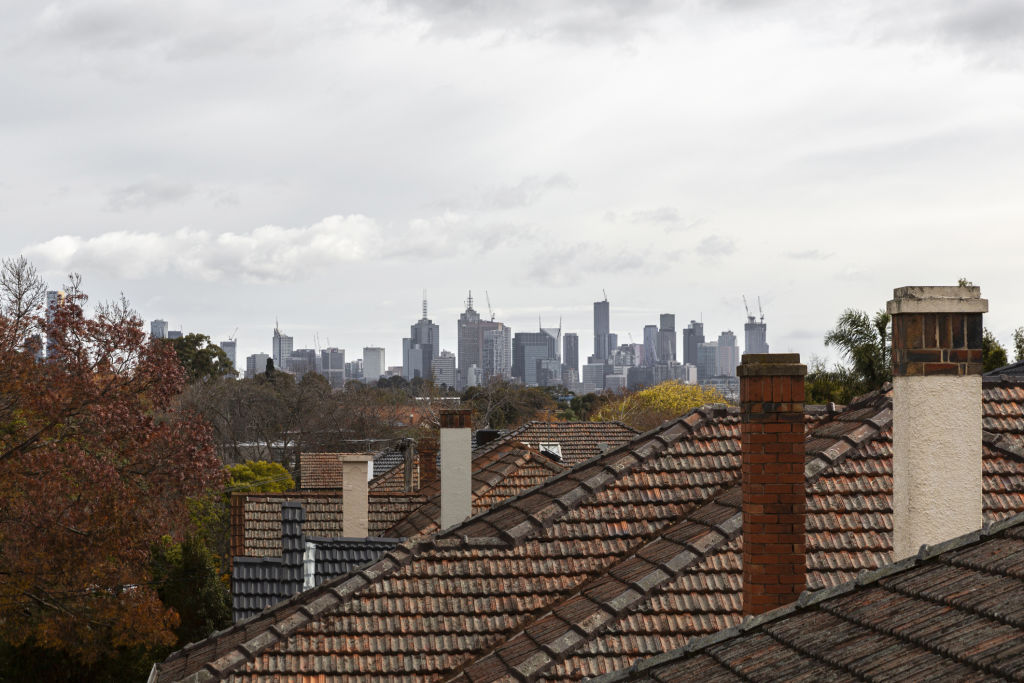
[696,341,718,382]
[245,353,270,379]
[563,333,579,379]
[657,314,676,362]
[593,298,610,360]
[272,325,293,370]
[363,347,385,382]
[44,290,65,358]
[744,314,769,355]
[512,329,559,387]
[150,319,168,339]
[456,292,509,387]
[717,330,740,377]
[482,326,512,381]
[683,320,704,366]
[432,350,457,388]
[321,347,346,388]
[287,348,318,377]
[219,339,237,373]
[643,324,659,366]
[403,294,440,380]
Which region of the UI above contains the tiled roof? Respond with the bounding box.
[297,452,344,489]
[229,491,426,558]
[154,382,1024,682]
[476,421,639,465]
[368,452,419,493]
[372,447,405,479]
[593,511,1024,683]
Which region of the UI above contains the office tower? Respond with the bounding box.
[245,353,270,379]
[322,347,346,388]
[272,324,293,370]
[683,320,704,366]
[643,324,659,366]
[403,294,440,380]
[219,339,237,371]
[44,290,65,358]
[696,341,718,383]
[432,350,457,388]
[593,298,610,360]
[563,333,579,379]
[150,319,169,339]
[363,347,385,382]
[168,329,183,339]
[657,313,676,362]
[346,359,363,381]
[541,325,561,361]
[482,326,512,380]
[582,362,606,393]
[512,329,559,387]
[744,315,769,355]
[457,292,508,387]
[717,330,740,377]
[287,348,318,377]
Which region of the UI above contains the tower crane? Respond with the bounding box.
[228,327,238,342]
[743,296,754,323]
[485,291,495,322]
[757,297,765,323]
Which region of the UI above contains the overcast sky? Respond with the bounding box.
[3,1,1023,370]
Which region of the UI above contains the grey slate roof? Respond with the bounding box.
[987,360,1024,377]
[592,510,1024,683]
[231,502,402,622]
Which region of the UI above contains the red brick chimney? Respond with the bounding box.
[418,436,439,487]
[738,353,807,616]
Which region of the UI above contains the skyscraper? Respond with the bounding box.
[643,324,659,366]
[322,347,346,388]
[403,294,439,380]
[363,347,385,382]
[744,315,769,355]
[150,319,168,339]
[696,341,718,382]
[657,313,676,362]
[683,320,704,366]
[482,326,512,381]
[272,325,293,370]
[457,291,508,388]
[717,330,740,377]
[563,333,579,379]
[512,329,559,387]
[245,353,270,379]
[432,350,457,388]
[593,298,610,360]
[219,339,237,372]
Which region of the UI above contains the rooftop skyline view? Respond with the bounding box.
[3,1,1023,367]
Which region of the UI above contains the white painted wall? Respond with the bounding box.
[892,374,983,560]
[440,427,472,529]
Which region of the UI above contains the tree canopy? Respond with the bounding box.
[0,258,223,672]
[806,308,891,404]
[591,381,727,431]
[165,332,236,383]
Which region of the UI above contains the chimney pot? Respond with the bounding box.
[888,285,987,559]
[739,353,807,616]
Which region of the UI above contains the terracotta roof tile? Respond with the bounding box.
[476,421,639,466]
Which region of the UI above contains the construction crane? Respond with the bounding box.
[757,297,765,323]
[743,295,755,323]
[228,327,238,342]
[603,289,608,301]
[485,291,495,322]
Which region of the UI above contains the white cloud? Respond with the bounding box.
[24,215,382,283]
[696,235,735,257]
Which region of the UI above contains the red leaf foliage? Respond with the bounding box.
[0,288,224,662]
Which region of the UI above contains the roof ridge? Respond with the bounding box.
[591,509,1024,683]
[983,429,1024,462]
[450,482,745,682]
[804,391,892,484]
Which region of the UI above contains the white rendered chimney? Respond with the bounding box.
[339,453,373,537]
[887,286,987,560]
[440,409,472,529]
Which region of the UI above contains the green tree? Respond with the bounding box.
[150,535,231,648]
[806,308,891,404]
[1014,327,1024,363]
[165,333,236,383]
[226,460,295,493]
[591,382,726,431]
[982,329,1008,372]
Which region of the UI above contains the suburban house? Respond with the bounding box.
[150,286,1024,682]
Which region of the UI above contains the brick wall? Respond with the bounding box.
[738,353,807,616]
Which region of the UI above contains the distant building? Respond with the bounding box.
[682,320,704,366]
[744,315,769,355]
[465,364,484,388]
[593,298,611,361]
[402,295,439,380]
[287,348,318,377]
[168,330,183,340]
[321,348,346,388]
[563,333,579,379]
[582,362,607,393]
[432,350,457,388]
[717,330,740,377]
[245,353,270,379]
[456,292,510,388]
[150,319,169,339]
[696,341,718,383]
[363,347,385,382]
[657,314,676,362]
[272,325,293,370]
[643,324,659,366]
[219,340,237,371]
[346,359,363,381]
[512,330,559,387]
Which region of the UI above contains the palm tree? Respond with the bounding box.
[806,309,891,404]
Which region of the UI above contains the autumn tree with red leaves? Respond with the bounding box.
[0,257,224,670]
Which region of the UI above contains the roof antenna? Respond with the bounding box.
[422,290,428,319]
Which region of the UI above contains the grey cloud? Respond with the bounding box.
[628,207,703,232]
[787,249,832,260]
[484,174,575,209]
[106,181,194,211]
[696,235,735,257]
